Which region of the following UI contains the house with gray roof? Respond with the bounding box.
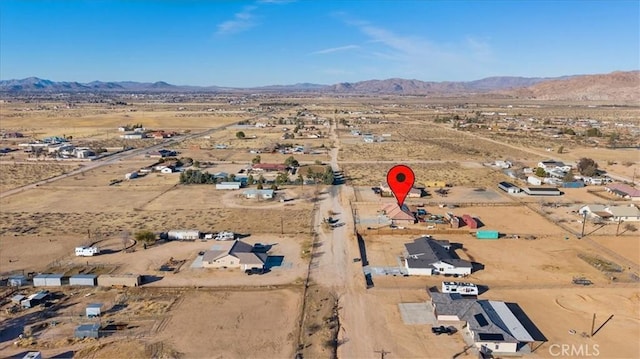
[579,204,640,222]
[202,240,268,271]
[404,237,473,276]
[429,292,546,355]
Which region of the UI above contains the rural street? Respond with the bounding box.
[309,120,393,357]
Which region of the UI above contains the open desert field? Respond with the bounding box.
[158,288,301,358]
[343,162,509,187]
[0,162,82,191]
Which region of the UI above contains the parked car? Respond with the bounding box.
[431,326,455,335]
[245,268,265,275]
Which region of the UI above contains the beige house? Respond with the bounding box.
[202,240,267,270]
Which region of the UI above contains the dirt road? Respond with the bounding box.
[309,120,397,357]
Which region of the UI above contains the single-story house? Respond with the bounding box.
[537,160,565,170]
[605,183,640,201]
[429,292,546,355]
[202,240,268,271]
[404,237,473,276]
[380,203,416,224]
[216,182,242,190]
[243,189,275,199]
[581,204,640,222]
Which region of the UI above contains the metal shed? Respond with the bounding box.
[8,274,28,286]
[86,303,102,317]
[11,294,26,304]
[33,274,64,287]
[476,230,500,239]
[70,274,98,286]
[75,323,101,338]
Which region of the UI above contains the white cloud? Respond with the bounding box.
[216,5,258,35]
[311,45,360,55]
[337,15,495,80]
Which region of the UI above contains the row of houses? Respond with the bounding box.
[7,273,141,288]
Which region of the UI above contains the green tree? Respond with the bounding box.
[535,167,547,177]
[276,172,289,185]
[284,156,299,167]
[270,183,278,190]
[577,158,599,177]
[322,167,335,185]
[257,183,264,190]
[247,174,255,185]
[236,131,246,139]
[557,146,564,154]
[563,128,576,135]
[586,128,601,137]
[252,155,261,164]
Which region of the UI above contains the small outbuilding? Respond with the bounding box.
[8,274,28,286]
[70,274,98,286]
[476,230,500,239]
[33,274,64,287]
[498,181,521,194]
[11,294,26,304]
[86,303,102,317]
[75,323,101,339]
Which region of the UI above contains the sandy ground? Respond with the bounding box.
[158,289,301,358]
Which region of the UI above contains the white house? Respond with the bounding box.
[160,167,174,174]
[537,160,565,170]
[403,237,473,276]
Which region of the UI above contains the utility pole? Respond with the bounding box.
[580,211,587,238]
[374,349,390,359]
[591,313,596,337]
[616,219,623,236]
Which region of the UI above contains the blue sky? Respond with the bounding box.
[1,0,638,87]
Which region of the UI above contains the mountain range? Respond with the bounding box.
[1,71,638,101]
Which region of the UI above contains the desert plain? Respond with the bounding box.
[0,92,639,359]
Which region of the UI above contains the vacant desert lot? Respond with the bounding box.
[0,162,81,191]
[158,289,301,358]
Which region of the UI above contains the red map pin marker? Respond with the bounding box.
[386,165,415,208]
